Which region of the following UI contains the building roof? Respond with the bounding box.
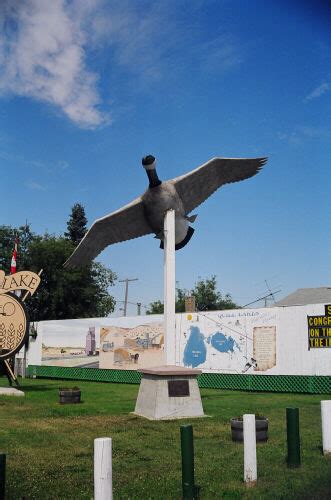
[275,287,331,307]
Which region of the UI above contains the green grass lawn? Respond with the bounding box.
[0,377,330,499]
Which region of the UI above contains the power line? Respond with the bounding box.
[242,290,281,308]
[116,300,149,309]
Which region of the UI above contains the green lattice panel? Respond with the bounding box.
[249,375,308,393]
[198,373,249,390]
[27,366,331,394]
[197,373,331,393]
[27,365,141,384]
[311,376,331,394]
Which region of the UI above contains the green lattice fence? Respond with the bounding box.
[27,365,331,393]
[198,373,331,393]
[27,365,141,384]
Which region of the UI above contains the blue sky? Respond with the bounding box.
[1,0,330,316]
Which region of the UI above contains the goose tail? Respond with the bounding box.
[159,226,195,250]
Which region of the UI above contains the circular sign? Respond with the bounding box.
[0,292,29,360]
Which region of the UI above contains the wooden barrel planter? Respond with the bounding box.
[59,388,81,404]
[230,416,268,442]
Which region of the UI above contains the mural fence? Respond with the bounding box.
[23,303,331,392]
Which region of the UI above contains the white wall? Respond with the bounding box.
[174,303,330,375]
[27,305,331,376]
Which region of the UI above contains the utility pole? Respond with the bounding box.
[119,278,138,316]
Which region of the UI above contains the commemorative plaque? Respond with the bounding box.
[168,379,190,397]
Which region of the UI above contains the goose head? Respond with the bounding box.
[142,154,162,188]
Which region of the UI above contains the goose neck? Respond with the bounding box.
[147,169,162,188]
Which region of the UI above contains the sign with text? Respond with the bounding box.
[253,326,276,370]
[0,270,41,362]
[0,271,41,296]
[307,305,331,349]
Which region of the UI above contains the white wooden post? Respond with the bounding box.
[243,414,257,486]
[321,400,331,455]
[94,437,113,500]
[164,209,176,365]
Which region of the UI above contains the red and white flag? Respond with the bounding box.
[10,235,18,274]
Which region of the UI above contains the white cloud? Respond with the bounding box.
[305,82,330,101]
[194,34,242,74]
[26,180,46,191]
[0,1,243,126]
[0,0,108,129]
[57,160,69,170]
[277,125,331,145]
[0,148,69,174]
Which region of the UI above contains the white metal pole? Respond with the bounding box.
[243,414,257,486]
[164,209,176,365]
[94,437,113,500]
[321,400,331,455]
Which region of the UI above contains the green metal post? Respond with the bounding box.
[0,453,6,500]
[286,407,301,467]
[180,424,195,499]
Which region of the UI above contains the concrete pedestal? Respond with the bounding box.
[133,365,205,420]
[0,387,25,397]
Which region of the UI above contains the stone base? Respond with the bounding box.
[0,387,25,397]
[133,365,205,420]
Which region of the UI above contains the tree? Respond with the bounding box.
[0,225,17,272]
[146,300,164,315]
[0,224,39,273]
[146,275,238,314]
[65,203,87,246]
[0,223,117,321]
[25,236,117,321]
[189,275,238,311]
[175,287,187,313]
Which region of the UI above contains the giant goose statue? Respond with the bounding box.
[64,155,267,268]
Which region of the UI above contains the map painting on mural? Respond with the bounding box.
[177,309,277,373]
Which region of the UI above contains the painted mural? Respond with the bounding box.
[99,323,164,370]
[175,309,278,374]
[27,304,331,376]
[38,315,164,370]
[41,320,101,369]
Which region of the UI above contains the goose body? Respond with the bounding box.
[64,154,267,268]
[141,179,192,248]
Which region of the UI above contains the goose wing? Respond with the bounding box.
[173,157,267,214]
[64,197,153,268]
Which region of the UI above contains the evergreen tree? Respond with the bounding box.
[65,203,88,246]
